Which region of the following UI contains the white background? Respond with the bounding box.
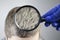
[0,0,60,40]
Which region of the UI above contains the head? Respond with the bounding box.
[5,6,41,40]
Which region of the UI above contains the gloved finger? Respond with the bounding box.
[44,22,60,31]
[42,4,60,18]
[44,22,51,27]
[52,22,60,31]
[56,26,60,31]
[52,22,58,27]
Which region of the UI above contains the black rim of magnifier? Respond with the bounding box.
[15,5,43,32]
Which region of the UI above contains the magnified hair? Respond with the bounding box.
[15,7,39,30]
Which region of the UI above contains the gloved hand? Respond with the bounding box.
[42,4,60,31]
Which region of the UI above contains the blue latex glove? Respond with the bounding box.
[42,4,60,31]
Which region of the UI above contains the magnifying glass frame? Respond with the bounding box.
[14,5,42,32]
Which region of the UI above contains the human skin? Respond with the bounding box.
[8,32,40,40]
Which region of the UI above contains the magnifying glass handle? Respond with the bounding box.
[40,18,45,23]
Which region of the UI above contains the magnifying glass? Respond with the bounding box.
[14,5,45,32]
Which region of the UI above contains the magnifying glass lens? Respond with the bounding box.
[15,5,41,31]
